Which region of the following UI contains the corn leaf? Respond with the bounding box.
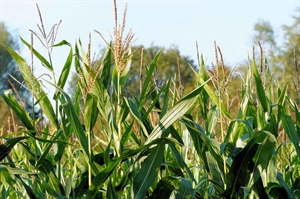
[2,90,35,132]
[4,44,59,129]
[42,181,68,199]
[59,93,89,159]
[20,37,53,71]
[98,45,112,89]
[107,179,118,199]
[151,176,180,198]
[281,114,300,158]
[21,143,65,195]
[133,143,165,199]
[84,93,98,133]
[139,50,162,111]
[160,79,171,118]
[124,98,149,137]
[169,143,196,183]
[252,60,268,112]
[196,76,231,120]
[176,178,193,199]
[0,137,29,162]
[53,40,73,100]
[88,138,175,198]
[146,82,206,144]
[224,136,259,198]
[276,172,296,199]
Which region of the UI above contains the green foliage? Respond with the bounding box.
[68,44,197,99]
[0,22,28,98]
[0,3,300,199]
[252,8,300,104]
[0,22,32,134]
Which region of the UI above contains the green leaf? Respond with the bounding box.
[2,90,35,132]
[183,115,226,187]
[176,178,193,199]
[206,106,219,135]
[88,138,174,198]
[224,119,253,144]
[146,82,206,144]
[151,176,180,199]
[99,45,112,89]
[277,83,288,123]
[107,179,118,199]
[59,93,89,159]
[53,40,73,99]
[141,83,167,121]
[88,158,121,198]
[252,60,268,112]
[281,114,300,158]
[0,166,12,183]
[120,121,134,147]
[84,93,98,132]
[169,143,196,184]
[190,55,209,119]
[252,175,269,198]
[133,143,165,199]
[54,115,71,162]
[0,165,37,175]
[124,98,149,137]
[112,65,120,95]
[160,79,171,118]
[42,181,68,199]
[104,143,112,166]
[18,177,38,199]
[4,44,59,129]
[51,40,71,47]
[72,171,88,197]
[139,50,162,111]
[224,137,259,198]
[20,37,53,71]
[0,137,29,162]
[39,129,64,165]
[21,143,65,195]
[182,116,208,173]
[267,182,289,199]
[251,131,277,197]
[196,76,231,120]
[206,152,224,189]
[74,42,81,71]
[276,173,296,199]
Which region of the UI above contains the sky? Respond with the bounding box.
[1,0,299,96]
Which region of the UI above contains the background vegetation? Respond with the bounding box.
[0,2,299,199]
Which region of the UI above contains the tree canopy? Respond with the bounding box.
[0,22,28,98]
[252,8,300,103]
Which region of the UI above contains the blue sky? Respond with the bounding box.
[1,0,299,94]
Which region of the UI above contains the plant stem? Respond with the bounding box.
[88,130,92,186]
[117,74,122,156]
[219,89,227,188]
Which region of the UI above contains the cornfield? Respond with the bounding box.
[1,2,299,199]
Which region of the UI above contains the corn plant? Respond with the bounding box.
[1,1,300,199]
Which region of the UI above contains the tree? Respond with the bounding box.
[253,19,278,65]
[252,8,300,104]
[279,9,300,91]
[0,22,29,98]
